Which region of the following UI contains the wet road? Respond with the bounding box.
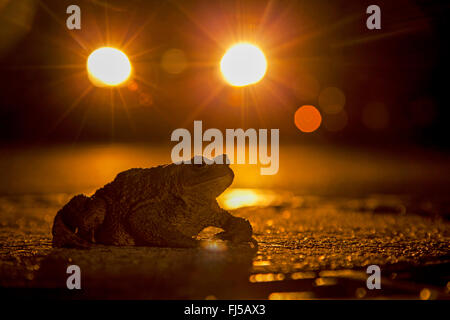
[0,190,448,299]
[0,144,449,299]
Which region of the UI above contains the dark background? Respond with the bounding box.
[0,0,449,149]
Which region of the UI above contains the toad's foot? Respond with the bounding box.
[214,216,255,244]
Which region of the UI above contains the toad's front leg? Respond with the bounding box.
[210,204,255,244]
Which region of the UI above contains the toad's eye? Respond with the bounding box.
[193,162,207,169]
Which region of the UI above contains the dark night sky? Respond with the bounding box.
[0,0,449,149]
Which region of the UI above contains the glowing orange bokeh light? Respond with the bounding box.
[294,105,322,133]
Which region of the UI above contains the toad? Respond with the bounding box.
[52,155,255,248]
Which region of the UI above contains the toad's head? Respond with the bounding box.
[172,155,234,199]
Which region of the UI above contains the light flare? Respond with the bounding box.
[220,43,267,87]
[218,188,278,210]
[87,47,132,87]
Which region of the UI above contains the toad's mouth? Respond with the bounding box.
[189,165,234,195]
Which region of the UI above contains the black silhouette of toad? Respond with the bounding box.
[52,155,254,248]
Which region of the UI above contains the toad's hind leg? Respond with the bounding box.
[127,207,199,248]
[52,195,105,248]
[52,212,92,248]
